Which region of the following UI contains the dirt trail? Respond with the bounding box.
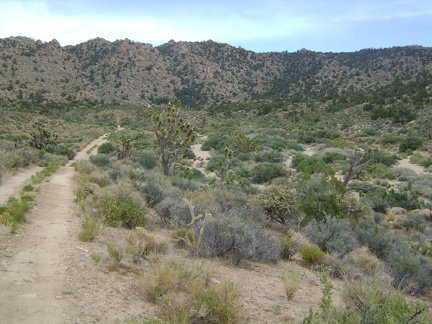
[397,158,431,176]
[0,166,77,323]
[0,166,43,205]
[66,134,107,167]
[0,134,107,324]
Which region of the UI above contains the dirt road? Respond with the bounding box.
[0,134,107,324]
[0,166,77,323]
[0,166,43,205]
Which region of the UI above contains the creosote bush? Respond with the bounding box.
[96,195,147,228]
[97,142,116,154]
[251,162,288,183]
[299,244,326,267]
[138,151,158,170]
[89,154,111,167]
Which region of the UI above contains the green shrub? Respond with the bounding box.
[369,150,398,167]
[380,135,402,145]
[299,244,326,266]
[304,217,359,256]
[22,184,34,192]
[96,196,147,228]
[136,182,164,207]
[206,154,242,172]
[155,196,191,227]
[138,151,158,169]
[280,230,309,259]
[399,136,423,153]
[180,168,205,180]
[251,162,288,183]
[322,152,346,164]
[0,197,32,231]
[297,174,347,223]
[292,154,335,176]
[342,280,431,323]
[202,215,281,263]
[423,158,432,168]
[236,152,251,161]
[97,142,116,154]
[191,282,240,323]
[254,150,283,163]
[249,185,299,225]
[56,145,75,160]
[201,134,229,151]
[363,188,422,212]
[89,154,110,167]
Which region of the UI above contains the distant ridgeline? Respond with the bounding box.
[0,36,431,113]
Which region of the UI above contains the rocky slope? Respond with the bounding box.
[0,36,431,108]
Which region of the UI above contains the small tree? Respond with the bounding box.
[30,126,58,152]
[117,132,146,159]
[250,185,299,225]
[149,101,196,176]
[343,147,370,187]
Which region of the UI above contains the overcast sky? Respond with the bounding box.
[0,0,431,53]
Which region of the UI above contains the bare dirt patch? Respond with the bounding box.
[397,158,431,176]
[0,166,43,205]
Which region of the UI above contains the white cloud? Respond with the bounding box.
[0,0,319,45]
[0,0,431,50]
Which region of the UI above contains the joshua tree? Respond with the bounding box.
[30,126,58,152]
[149,101,195,176]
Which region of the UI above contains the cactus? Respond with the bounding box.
[171,198,210,257]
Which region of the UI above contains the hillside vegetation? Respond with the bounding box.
[1,36,432,323]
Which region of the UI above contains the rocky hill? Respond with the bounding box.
[0,36,431,109]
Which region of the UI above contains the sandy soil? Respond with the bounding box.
[191,135,216,178]
[0,166,77,323]
[0,166,43,205]
[397,158,431,176]
[0,135,107,323]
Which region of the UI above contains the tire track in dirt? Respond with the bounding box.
[0,166,43,205]
[0,166,77,323]
[0,134,108,324]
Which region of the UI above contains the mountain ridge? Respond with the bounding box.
[0,36,431,109]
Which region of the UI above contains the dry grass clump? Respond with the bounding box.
[78,214,105,242]
[280,229,310,259]
[342,247,391,282]
[281,269,302,301]
[140,257,240,323]
[126,228,168,263]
